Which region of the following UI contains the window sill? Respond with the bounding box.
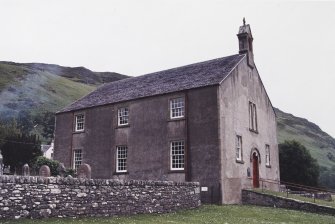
[168,170,185,174]
[168,117,186,122]
[249,129,258,134]
[266,165,271,168]
[236,160,245,164]
[113,171,129,175]
[115,124,130,129]
[73,130,85,134]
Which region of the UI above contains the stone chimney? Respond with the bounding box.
[237,18,254,68]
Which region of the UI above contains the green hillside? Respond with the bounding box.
[276,108,335,189]
[275,108,335,169]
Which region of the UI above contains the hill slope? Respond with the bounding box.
[0,61,128,117]
[275,108,335,170]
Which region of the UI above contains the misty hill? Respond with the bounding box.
[275,108,335,170]
[0,61,128,119]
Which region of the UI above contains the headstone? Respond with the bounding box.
[57,163,66,177]
[22,164,30,176]
[77,163,91,179]
[39,165,51,177]
[3,166,10,175]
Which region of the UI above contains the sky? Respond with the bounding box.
[0,0,335,137]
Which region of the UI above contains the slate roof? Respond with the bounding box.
[58,54,245,113]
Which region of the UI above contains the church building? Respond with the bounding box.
[54,21,280,204]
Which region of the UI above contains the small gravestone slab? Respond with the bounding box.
[57,163,66,177]
[22,164,30,176]
[39,165,51,177]
[77,163,91,179]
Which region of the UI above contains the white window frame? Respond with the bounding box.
[249,102,258,132]
[170,97,185,119]
[170,140,185,171]
[236,135,243,162]
[75,114,85,132]
[73,149,82,171]
[118,107,129,126]
[116,146,127,173]
[265,144,270,166]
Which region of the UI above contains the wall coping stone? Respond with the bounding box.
[0,175,200,187]
[242,189,335,216]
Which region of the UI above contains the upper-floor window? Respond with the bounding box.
[170,97,185,119]
[73,149,82,171]
[170,140,185,171]
[265,144,270,166]
[249,102,258,132]
[116,146,127,173]
[75,114,85,132]
[118,107,129,126]
[236,135,243,162]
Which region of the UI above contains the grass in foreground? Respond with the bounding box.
[253,189,335,208]
[3,205,335,224]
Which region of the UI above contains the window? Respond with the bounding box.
[249,102,258,132]
[170,140,185,170]
[73,149,82,171]
[265,144,270,166]
[170,98,185,119]
[236,135,243,162]
[118,107,129,126]
[116,146,127,173]
[75,114,85,132]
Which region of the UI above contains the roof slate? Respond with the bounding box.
[58,54,245,113]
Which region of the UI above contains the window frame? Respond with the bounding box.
[117,107,129,126]
[170,97,185,119]
[265,144,271,167]
[74,114,85,132]
[236,135,243,163]
[73,149,83,172]
[249,101,258,132]
[116,145,128,173]
[170,140,185,171]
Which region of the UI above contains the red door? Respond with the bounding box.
[252,152,260,188]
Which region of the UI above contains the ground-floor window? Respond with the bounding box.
[116,146,128,173]
[73,149,82,171]
[170,140,185,170]
[265,144,270,166]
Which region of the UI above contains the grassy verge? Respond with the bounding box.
[253,189,335,208]
[2,205,335,224]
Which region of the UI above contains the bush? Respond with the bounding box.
[33,156,60,176]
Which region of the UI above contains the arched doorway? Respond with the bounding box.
[252,152,260,188]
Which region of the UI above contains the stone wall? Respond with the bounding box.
[242,190,335,216]
[0,175,200,220]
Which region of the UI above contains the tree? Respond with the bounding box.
[0,119,21,149]
[17,110,34,134]
[2,133,42,173]
[319,166,335,190]
[279,140,319,187]
[40,111,55,142]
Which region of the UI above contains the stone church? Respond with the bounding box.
[54,22,280,204]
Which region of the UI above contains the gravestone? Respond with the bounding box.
[39,165,51,177]
[22,164,30,176]
[77,163,91,179]
[3,166,10,175]
[57,163,66,177]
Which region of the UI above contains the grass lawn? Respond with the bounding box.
[3,205,335,224]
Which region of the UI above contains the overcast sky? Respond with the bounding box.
[1,0,335,137]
